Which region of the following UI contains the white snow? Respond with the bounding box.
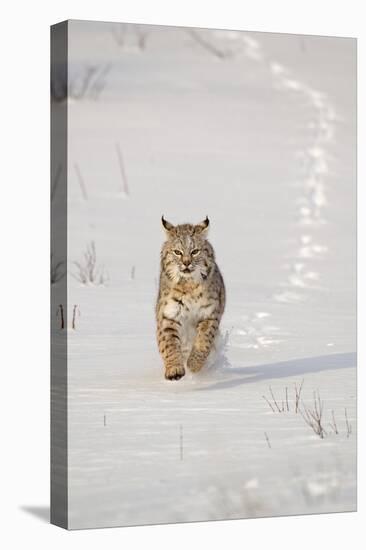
[54,22,356,529]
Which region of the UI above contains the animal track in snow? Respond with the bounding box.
[216,33,337,308]
[187,30,338,331]
[232,312,284,350]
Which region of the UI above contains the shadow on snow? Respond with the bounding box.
[195,352,356,391]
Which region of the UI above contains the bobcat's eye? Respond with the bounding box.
[173,249,182,256]
[191,249,200,256]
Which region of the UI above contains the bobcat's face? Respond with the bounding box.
[169,236,204,278]
[161,217,214,283]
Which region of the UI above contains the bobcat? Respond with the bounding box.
[156,216,225,380]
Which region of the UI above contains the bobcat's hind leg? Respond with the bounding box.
[187,318,219,373]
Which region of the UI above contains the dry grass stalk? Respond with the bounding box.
[345,408,352,438]
[56,304,64,329]
[300,391,326,439]
[73,241,108,286]
[264,432,271,449]
[72,305,79,330]
[263,386,292,413]
[51,64,110,102]
[187,29,230,59]
[89,64,111,100]
[135,25,148,50]
[269,386,284,412]
[51,253,65,284]
[74,163,88,201]
[294,379,304,413]
[329,410,339,435]
[115,143,130,196]
[262,395,275,413]
[285,387,289,412]
[111,24,126,47]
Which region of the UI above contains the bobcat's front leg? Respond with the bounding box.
[187,318,219,373]
[157,316,185,380]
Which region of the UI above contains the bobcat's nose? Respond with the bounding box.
[183,257,191,267]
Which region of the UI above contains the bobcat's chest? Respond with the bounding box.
[179,294,203,323]
[164,288,215,327]
[164,292,203,359]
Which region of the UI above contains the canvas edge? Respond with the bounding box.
[50,19,68,530]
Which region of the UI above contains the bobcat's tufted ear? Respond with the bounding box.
[161,216,175,235]
[194,216,210,236]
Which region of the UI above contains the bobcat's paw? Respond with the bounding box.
[187,351,205,373]
[165,364,185,381]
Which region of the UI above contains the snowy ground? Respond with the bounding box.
[53,21,356,529]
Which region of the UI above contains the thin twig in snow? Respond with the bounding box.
[294,379,304,413]
[115,142,130,196]
[285,387,289,412]
[329,410,339,435]
[186,29,229,59]
[345,408,352,438]
[264,432,271,449]
[262,395,275,413]
[90,64,111,100]
[111,24,126,47]
[269,386,283,413]
[134,25,149,50]
[72,66,98,100]
[74,163,88,200]
[72,305,79,330]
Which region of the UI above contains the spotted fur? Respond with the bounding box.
[156,217,225,380]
